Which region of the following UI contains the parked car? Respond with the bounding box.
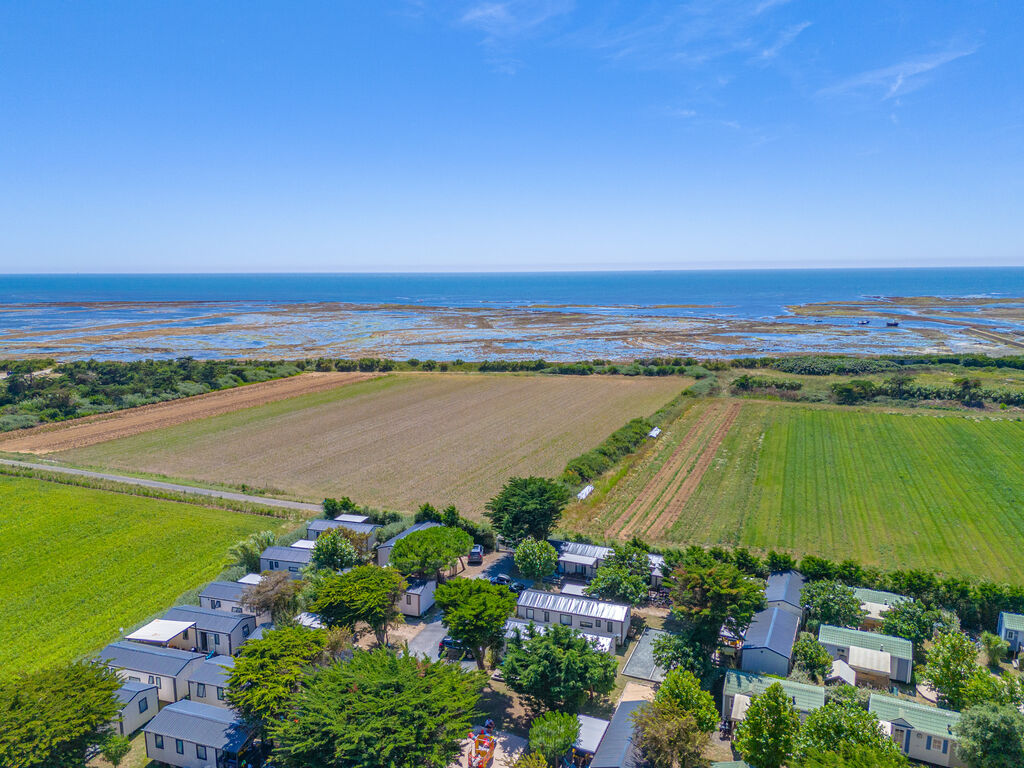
[489,574,513,587]
[468,545,484,565]
[438,636,470,658]
[509,581,528,595]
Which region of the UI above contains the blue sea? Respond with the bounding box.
[1,268,1023,360]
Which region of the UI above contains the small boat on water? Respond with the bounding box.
[886,320,900,327]
[858,319,870,325]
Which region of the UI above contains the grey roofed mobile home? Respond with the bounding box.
[516,589,631,644]
[163,605,256,656]
[188,655,234,708]
[765,571,805,616]
[306,518,381,549]
[102,641,205,703]
[550,540,667,587]
[741,607,800,677]
[113,680,158,736]
[198,581,271,623]
[397,578,437,617]
[376,521,441,566]
[590,698,647,768]
[259,544,313,577]
[144,699,255,768]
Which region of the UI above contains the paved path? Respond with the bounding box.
[0,458,321,513]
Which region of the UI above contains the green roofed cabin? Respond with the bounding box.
[869,693,964,767]
[721,669,825,726]
[818,624,913,686]
[853,587,913,629]
[996,611,1024,653]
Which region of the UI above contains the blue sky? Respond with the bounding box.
[0,1,1021,272]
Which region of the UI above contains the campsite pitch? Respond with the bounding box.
[52,373,686,515]
[0,475,279,676]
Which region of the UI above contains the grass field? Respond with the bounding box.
[0,476,280,676]
[567,398,1024,582]
[54,373,687,515]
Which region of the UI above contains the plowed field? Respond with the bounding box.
[0,372,375,453]
[54,373,687,515]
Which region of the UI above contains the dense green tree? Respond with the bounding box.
[311,565,407,645]
[666,558,765,651]
[515,753,550,768]
[230,530,278,572]
[651,632,715,685]
[792,632,834,681]
[502,623,617,710]
[798,700,904,762]
[801,580,866,630]
[733,682,801,768]
[655,669,717,732]
[880,600,944,662]
[270,649,485,768]
[434,577,517,669]
[954,702,1024,768]
[484,476,572,544]
[924,631,984,710]
[630,699,708,768]
[389,526,473,580]
[310,528,359,572]
[792,746,908,768]
[0,661,121,768]
[241,569,301,624]
[980,631,1009,667]
[528,711,580,766]
[514,537,560,580]
[100,734,132,768]
[585,545,651,605]
[226,625,328,733]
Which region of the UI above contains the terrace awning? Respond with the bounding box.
[731,694,751,721]
[126,620,195,644]
[560,552,598,566]
[849,646,891,675]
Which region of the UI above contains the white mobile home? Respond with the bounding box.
[516,589,631,645]
[144,700,256,768]
[722,669,825,725]
[101,641,205,703]
[870,694,964,767]
[306,518,381,551]
[199,581,270,624]
[113,680,158,736]
[259,544,313,577]
[818,624,913,686]
[397,578,436,617]
[162,605,256,656]
[187,655,235,708]
[504,618,615,654]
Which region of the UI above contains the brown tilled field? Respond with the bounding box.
[0,372,376,453]
[50,373,687,515]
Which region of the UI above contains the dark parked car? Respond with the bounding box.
[509,581,528,595]
[489,574,513,587]
[438,636,470,658]
[468,545,484,565]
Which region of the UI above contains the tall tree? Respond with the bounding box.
[651,632,715,685]
[484,476,572,544]
[100,734,132,768]
[585,544,651,606]
[655,669,718,732]
[733,682,801,768]
[310,528,359,572]
[801,580,866,630]
[924,631,984,711]
[270,649,485,768]
[389,526,473,581]
[241,569,301,624]
[528,711,580,766]
[502,623,617,711]
[0,662,121,768]
[311,565,407,645]
[792,746,908,768]
[514,537,560,580]
[980,631,1009,668]
[226,625,328,734]
[630,699,708,768]
[791,632,834,681]
[667,559,765,651]
[954,702,1024,768]
[434,577,517,670]
[798,700,904,762]
[880,600,943,663]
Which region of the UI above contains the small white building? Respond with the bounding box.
[516,589,631,645]
[996,611,1024,653]
[187,656,234,708]
[397,578,436,617]
[870,694,965,767]
[818,625,913,686]
[102,641,205,703]
[162,605,256,656]
[144,700,256,768]
[113,680,158,736]
[577,484,595,501]
[259,544,313,577]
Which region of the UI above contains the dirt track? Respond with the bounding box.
[0,372,376,454]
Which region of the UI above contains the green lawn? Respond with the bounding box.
[585,400,1024,582]
[0,476,279,676]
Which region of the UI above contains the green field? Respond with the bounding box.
[572,400,1024,582]
[0,476,279,676]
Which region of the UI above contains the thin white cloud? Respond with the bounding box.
[819,47,977,100]
[760,20,811,59]
[754,0,794,14]
[459,0,574,40]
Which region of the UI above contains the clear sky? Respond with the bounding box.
[0,1,1021,272]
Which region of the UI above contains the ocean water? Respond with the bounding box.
[1,269,1023,360]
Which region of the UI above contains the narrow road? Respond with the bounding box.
[0,458,322,513]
